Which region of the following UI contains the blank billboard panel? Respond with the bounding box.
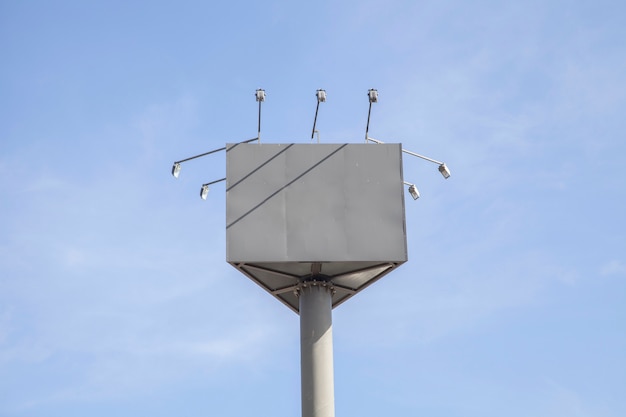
[226,143,407,312]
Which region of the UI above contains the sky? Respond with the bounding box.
[1,0,625,416]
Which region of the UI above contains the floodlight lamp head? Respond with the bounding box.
[408,184,420,200]
[438,163,451,179]
[255,89,266,102]
[368,89,378,103]
[316,89,327,102]
[172,162,181,178]
[200,184,209,200]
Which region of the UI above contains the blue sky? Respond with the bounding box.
[1,1,625,416]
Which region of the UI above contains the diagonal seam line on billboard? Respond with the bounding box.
[226,143,349,230]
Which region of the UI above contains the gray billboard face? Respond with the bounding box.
[226,143,407,312]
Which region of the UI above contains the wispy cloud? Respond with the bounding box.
[600,260,626,276]
[539,378,613,417]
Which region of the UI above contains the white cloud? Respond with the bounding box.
[538,378,614,417]
[600,260,626,276]
[134,95,199,147]
[0,309,12,347]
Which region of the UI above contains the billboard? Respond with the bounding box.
[226,143,407,312]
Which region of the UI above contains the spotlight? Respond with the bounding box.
[438,163,451,179]
[316,89,327,102]
[200,184,209,200]
[172,162,181,178]
[408,184,420,200]
[255,89,266,102]
[368,89,378,103]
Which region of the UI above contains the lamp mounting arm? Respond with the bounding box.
[175,137,259,164]
[201,177,227,187]
[366,137,451,179]
[366,137,444,165]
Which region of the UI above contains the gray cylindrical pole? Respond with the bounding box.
[299,283,335,417]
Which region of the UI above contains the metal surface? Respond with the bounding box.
[226,143,407,312]
[299,282,335,417]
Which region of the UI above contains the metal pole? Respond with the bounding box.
[311,100,320,140]
[299,282,335,417]
[365,101,372,141]
[258,99,262,142]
